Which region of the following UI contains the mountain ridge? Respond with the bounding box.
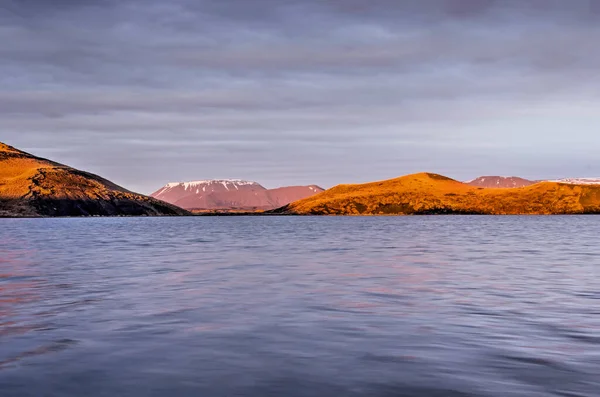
[152,179,324,211]
[466,176,536,188]
[275,172,600,215]
[0,142,189,217]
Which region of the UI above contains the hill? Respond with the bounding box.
[152,180,323,211]
[466,176,535,188]
[275,172,600,215]
[0,142,189,217]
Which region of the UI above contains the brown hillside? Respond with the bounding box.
[0,142,189,217]
[277,172,600,215]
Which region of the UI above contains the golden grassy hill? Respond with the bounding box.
[276,173,600,215]
[0,142,189,217]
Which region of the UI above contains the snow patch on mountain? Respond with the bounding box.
[547,178,600,185]
[164,179,259,190]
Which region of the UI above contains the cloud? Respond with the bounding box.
[2,0,600,193]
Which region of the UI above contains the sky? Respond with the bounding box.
[2,0,600,194]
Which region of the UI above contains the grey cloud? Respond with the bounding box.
[2,0,600,193]
[3,0,600,86]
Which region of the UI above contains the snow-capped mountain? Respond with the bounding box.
[151,179,324,210]
[151,179,265,208]
[465,176,535,188]
[465,176,600,188]
[547,178,600,185]
[163,179,260,191]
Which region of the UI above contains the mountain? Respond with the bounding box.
[262,186,324,209]
[192,185,324,211]
[546,178,600,185]
[151,180,265,209]
[466,176,535,188]
[0,142,189,217]
[151,180,324,211]
[275,172,600,215]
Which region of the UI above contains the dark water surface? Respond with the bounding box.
[1,216,599,396]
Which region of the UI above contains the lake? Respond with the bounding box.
[1,216,599,396]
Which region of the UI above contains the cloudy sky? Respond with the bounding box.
[2,0,600,193]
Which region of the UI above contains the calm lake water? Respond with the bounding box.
[1,216,599,397]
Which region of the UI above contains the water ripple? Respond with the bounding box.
[0,216,598,396]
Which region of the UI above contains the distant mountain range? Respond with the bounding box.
[0,142,188,217]
[546,178,600,185]
[465,176,600,188]
[151,180,324,211]
[2,140,600,217]
[275,173,600,215]
[465,176,536,188]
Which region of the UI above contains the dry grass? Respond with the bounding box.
[285,173,600,215]
[0,158,44,197]
[1,143,126,200]
[0,142,22,155]
[1,142,188,216]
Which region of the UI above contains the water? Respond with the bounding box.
[0,216,599,397]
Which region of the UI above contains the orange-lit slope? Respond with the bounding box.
[0,142,188,217]
[278,172,600,215]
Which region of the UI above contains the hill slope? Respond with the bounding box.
[276,173,600,215]
[466,176,535,188]
[0,142,189,217]
[152,180,323,211]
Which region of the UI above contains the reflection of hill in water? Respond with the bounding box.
[0,240,44,340]
[0,238,82,368]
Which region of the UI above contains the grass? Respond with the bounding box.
[0,142,188,216]
[285,173,600,215]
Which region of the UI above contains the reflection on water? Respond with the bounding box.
[0,216,599,396]
[0,242,44,340]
